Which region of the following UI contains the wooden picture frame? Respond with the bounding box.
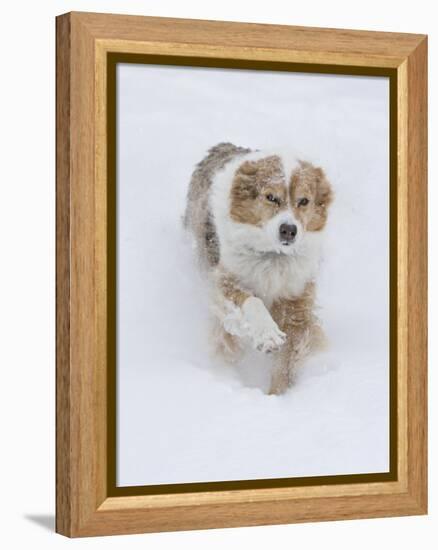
[56,11,427,537]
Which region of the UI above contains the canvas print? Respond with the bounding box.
[116,63,389,487]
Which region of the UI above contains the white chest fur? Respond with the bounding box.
[220,235,321,307]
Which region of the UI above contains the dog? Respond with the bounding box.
[184,143,333,395]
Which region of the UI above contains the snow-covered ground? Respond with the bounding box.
[116,64,390,486]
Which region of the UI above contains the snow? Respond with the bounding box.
[116,63,390,486]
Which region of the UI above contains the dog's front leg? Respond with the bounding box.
[269,351,291,395]
[268,327,311,395]
[213,269,286,353]
[268,287,316,395]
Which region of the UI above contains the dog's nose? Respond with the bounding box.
[279,223,297,243]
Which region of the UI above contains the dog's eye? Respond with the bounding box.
[298,197,309,207]
[266,194,280,205]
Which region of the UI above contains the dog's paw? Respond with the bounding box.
[253,323,287,353]
[241,297,286,353]
[255,326,286,353]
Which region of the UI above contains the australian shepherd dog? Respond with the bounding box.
[184,143,333,395]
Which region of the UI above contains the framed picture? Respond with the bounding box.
[56,12,427,537]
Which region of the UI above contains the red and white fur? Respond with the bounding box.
[184,143,333,394]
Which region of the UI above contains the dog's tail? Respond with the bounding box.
[184,142,251,268]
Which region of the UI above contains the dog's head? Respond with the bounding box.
[227,154,333,255]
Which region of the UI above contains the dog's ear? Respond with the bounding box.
[238,160,258,176]
[295,162,333,231]
[313,167,333,209]
[311,167,333,231]
[233,161,259,200]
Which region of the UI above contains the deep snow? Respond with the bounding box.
[116,64,390,486]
